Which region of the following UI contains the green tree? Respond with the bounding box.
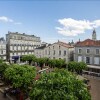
[0,59,3,63]
[48,59,56,68]
[67,61,78,72]
[48,59,66,69]
[30,69,91,100]
[21,54,36,65]
[37,58,47,70]
[4,64,36,89]
[76,62,87,74]
[55,59,66,68]
[0,63,9,79]
[68,61,87,74]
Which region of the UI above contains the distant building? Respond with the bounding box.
[74,30,100,65]
[34,45,47,58]
[68,40,75,46]
[34,41,74,62]
[0,37,6,60]
[6,31,41,63]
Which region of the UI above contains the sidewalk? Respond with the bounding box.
[0,88,13,100]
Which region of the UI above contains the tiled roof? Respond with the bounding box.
[75,39,100,47]
[56,41,74,48]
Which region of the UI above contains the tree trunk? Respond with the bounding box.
[19,91,24,100]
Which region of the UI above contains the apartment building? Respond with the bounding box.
[6,31,41,63]
[74,29,100,65]
[0,38,6,60]
[34,41,74,62]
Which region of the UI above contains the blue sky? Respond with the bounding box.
[0,0,100,43]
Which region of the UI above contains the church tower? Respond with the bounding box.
[92,29,96,41]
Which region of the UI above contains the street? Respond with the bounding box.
[0,92,9,100]
[84,75,100,100]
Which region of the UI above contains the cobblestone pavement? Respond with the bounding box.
[0,92,9,100]
[83,75,100,100]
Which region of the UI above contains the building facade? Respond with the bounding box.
[74,30,100,65]
[34,41,74,62]
[6,31,41,63]
[0,38,6,60]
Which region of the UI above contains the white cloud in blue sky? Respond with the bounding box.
[0,16,22,25]
[0,16,13,23]
[56,18,100,36]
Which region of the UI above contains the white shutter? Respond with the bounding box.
[94,57,99,65]
[78,56,82,62]
[90,57,92,64]
[84,57,86,63]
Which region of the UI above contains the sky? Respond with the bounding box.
[0,0,100,43]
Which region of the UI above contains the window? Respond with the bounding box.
[48,51,50,55]
[86,49,90,54]
[59,46,60,49]
[86,57,90,64]
[53,46,54,49]
[53,50,55,55]
[13,52,14,55]
[59,50,61,55]
[96,49,99,54]
[78,49,82,54]
[12,46,14,50]
[64,50,66,56]
[1,50,3,54]
[45,50,47,55]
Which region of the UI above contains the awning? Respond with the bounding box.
[12,56,19,59]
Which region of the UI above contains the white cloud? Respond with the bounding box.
[0,16,13,22]
[56,18,100,36]
[0,16,22,25]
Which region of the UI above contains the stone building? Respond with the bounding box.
[34,41,74,62]
[6,31,41,63]
[74,29,100,65]
[0,37,6,60]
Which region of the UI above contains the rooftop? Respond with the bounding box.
[75,39,100,47]
[7,31,40,38]
[57,41,74,48]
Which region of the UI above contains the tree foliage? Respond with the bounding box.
[68,61,87,74]
[30,69,91,100]
[48,59,56,68]
[21,54,36,65]
[48,59,66,68]
[0,62,9,78]
[37,58,47,69]
[0,59,3,63]
[4,64,36,89]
